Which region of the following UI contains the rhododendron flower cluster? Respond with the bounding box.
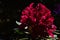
[19,3,56,39]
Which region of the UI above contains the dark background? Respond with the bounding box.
[0,0,60,40]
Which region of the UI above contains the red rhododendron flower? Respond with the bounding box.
[19,3,57,39]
